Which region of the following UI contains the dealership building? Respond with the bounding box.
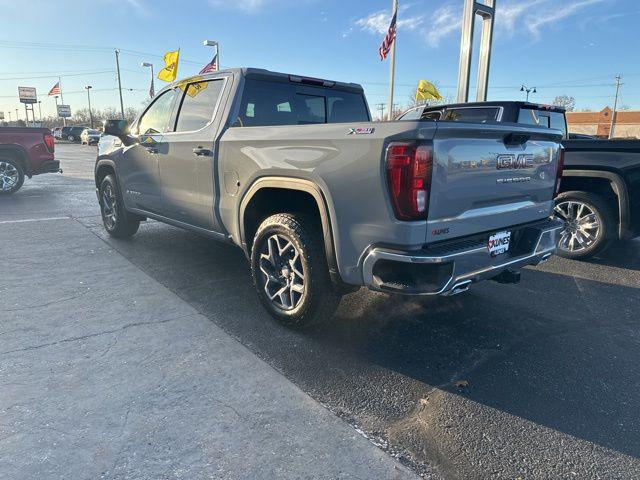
[566,107,640,138]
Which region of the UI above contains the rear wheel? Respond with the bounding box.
[554,191,614,260]
[99,174,140,239]
[250,213,340,328]
[68,134,75,142]
[0,158,25,195]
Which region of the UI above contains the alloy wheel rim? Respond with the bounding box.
[554,200,600,252]
[259,234,306,311]
[0,161,19,192]
[102,184,117,229]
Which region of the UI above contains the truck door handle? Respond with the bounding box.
[193,147,212,156]
[145,146,158,154]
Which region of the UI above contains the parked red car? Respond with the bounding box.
[0,127,59,194]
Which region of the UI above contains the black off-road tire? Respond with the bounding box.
[0,157,25,195]
[250,213,340,328]
[554,190,615,260]
[99,174,140,239]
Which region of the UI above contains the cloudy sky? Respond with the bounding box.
[0,0,638,119]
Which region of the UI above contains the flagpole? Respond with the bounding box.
[115,49,125,119]
[58,76,66,126]
[386,0,398,121]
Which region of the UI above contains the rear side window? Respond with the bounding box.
[174,80,224,132]
[442,107,500,123]
[236,78,369,127]
[398,107,423,121]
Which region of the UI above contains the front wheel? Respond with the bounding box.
[250,213,340,328]
[99,174,140,239]
[68,134,75,142]
[0,158,25,195]
[554,191,614,260]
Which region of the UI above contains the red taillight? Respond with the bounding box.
[44,133,55,153]
[555,145,564,196]
[385,142,433,220]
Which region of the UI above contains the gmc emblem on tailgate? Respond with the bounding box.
[496,154,534,170]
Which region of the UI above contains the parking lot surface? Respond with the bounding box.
[2,144,639,479]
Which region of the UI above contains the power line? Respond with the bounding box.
[0,70,115,81]
[0,40,205,66]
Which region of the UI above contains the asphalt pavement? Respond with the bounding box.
[2,143,639,479]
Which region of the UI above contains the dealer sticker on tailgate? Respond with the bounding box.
[488,231,511,257]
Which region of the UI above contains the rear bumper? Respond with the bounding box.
[34,160,61,175]
[361,218,563,296]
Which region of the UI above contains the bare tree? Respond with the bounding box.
[552,95,576,112]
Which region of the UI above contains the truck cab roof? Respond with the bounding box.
[168,67,365,95]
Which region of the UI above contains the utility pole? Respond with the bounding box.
[85,85,94,129]
[609,75,622,139]
[38,101,42,123]
[59,76,66,126]
[115,49,125,119]
[376,103,386,121]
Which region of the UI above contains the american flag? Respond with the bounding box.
[199,53,218,74]
[48,81,61,96]
[379,2,397,61]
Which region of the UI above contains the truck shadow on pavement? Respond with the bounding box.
[585,239,640,271]
[101,221,640,474]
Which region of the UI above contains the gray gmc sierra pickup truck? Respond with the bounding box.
[95,68,564,326]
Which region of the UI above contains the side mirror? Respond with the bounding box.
[103,119,130,139]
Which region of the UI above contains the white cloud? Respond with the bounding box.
[355,10,424,36]
[351,0,605,47]
[424,4,461,46]
[498,0,547,33]
[526,0,604,38]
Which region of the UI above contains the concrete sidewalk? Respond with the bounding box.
[0,218,417,480]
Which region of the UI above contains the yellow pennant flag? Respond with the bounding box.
[416,80,442,101]
[158,49,180,82]
[177,77,208,98]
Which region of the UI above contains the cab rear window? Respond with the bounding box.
[442,107,500,123]
[518,108,567,138]
[236,79,369,127]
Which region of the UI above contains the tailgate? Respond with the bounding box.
[426,122,562,243]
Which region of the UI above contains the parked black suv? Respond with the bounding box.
[61,126,88,142]
[398,102,640,260]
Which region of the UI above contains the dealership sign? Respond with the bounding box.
[57,105,71,118]
[18,86,37,104]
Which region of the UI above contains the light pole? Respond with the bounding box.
[37,100,42,123]
[520,85,536,102]
[85,85,93,129]
[141,62,155,98]
[203,40,220,70]
[54,95,59,126]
